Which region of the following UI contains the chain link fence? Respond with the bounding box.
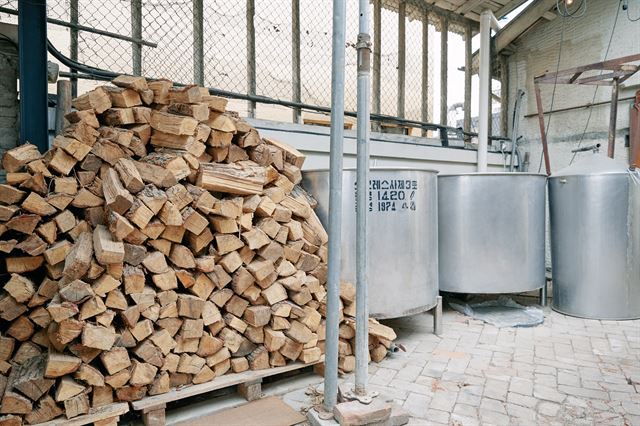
[0,0,500,136]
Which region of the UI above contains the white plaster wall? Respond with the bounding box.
[506,0,640,174]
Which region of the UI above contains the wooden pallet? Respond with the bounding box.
[131,358,323,426]
[35,402,129,426]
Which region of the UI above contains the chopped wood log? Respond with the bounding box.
[114,157,145,193]
[24,395,64,424]
[112,75,148,91]
[197,162,265,195]
[4,275,34,304]
[2,144,41,173]
[6,355,53,401]
[63,231,93,280]
[22,192,56,216]
[64,392,90,418]
[100,347,131,375]
[54,377,85,402]
[93,225,125,265]
[44,353,81,378]
[134,161,177,188]
[103,168,134,214]
[82,323,117,350]
[72,87,111,114]
[0,392,31,414]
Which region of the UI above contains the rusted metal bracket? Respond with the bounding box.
[533,53,640,171]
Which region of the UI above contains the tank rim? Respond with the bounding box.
[303,167,440,174]
[438,172,547,177]
[548,170,630,178]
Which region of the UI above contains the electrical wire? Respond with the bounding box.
[625,0,640,21]
[0,33,17,50]
[537,15,567,173]
[556,0,588,18]
[569,0,622,164]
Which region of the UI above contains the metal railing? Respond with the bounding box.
[0,0,511,143]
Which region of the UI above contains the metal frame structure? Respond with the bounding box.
[534,53,640,174]
[1,0,513,149]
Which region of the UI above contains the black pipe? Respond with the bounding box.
[48,40,512,144]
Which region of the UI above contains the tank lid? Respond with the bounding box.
[552,154,629,177]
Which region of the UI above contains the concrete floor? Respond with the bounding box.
[281,302,640,425]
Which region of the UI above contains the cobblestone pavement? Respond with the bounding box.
[284,303,640,425]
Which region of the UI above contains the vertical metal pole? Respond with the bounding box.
[608,77,619,159]
[440,16,448,126]
[421,8,429,136]
[463,23,472,136]
[324,0,347,412]
[539,282,548,307]
[534,83,551,175]
[488,74,493,140]
[355,0,371,397]
[292,0,302,123]
[18,0,48,153]
[478,11,494,172]
[193,0,204,85]
[397,1,406,118]
[70,0,79,97]
[131,0,142,76]
[372,0,381,131]
[500,55,509,137]
[55,80,72,136]
[433,295,443,335]
[247,0,257,118]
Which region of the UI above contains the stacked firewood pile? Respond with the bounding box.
[0,75,397,424]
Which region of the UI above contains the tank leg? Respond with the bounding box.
[539,282,548,307]
[433,295,443,336]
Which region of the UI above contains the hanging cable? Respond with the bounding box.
[537,15,567,173]
[569,0,621,164]
[556,0,587,18]
[623,0,640,21]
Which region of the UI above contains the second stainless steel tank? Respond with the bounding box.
[303,169,439,319]
[438,173,547,293]
[549,155,640,320]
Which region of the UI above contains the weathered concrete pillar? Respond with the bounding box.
[0,42,19,183]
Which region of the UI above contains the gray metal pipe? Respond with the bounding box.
[509,89,525,172]
[354,0,371,397]
[478,10,500,172]
[323,0,347,412]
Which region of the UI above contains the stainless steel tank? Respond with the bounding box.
[438,173,547,293]
[549,155,640,320]
[302,169,439,319]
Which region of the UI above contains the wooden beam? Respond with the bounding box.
[455,0,486,15]
[494,0,557,53]
[495,0,529,19]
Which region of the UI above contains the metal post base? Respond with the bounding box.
[338,382,379,405]
[433,295,443,336]
[539,282,548,307]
